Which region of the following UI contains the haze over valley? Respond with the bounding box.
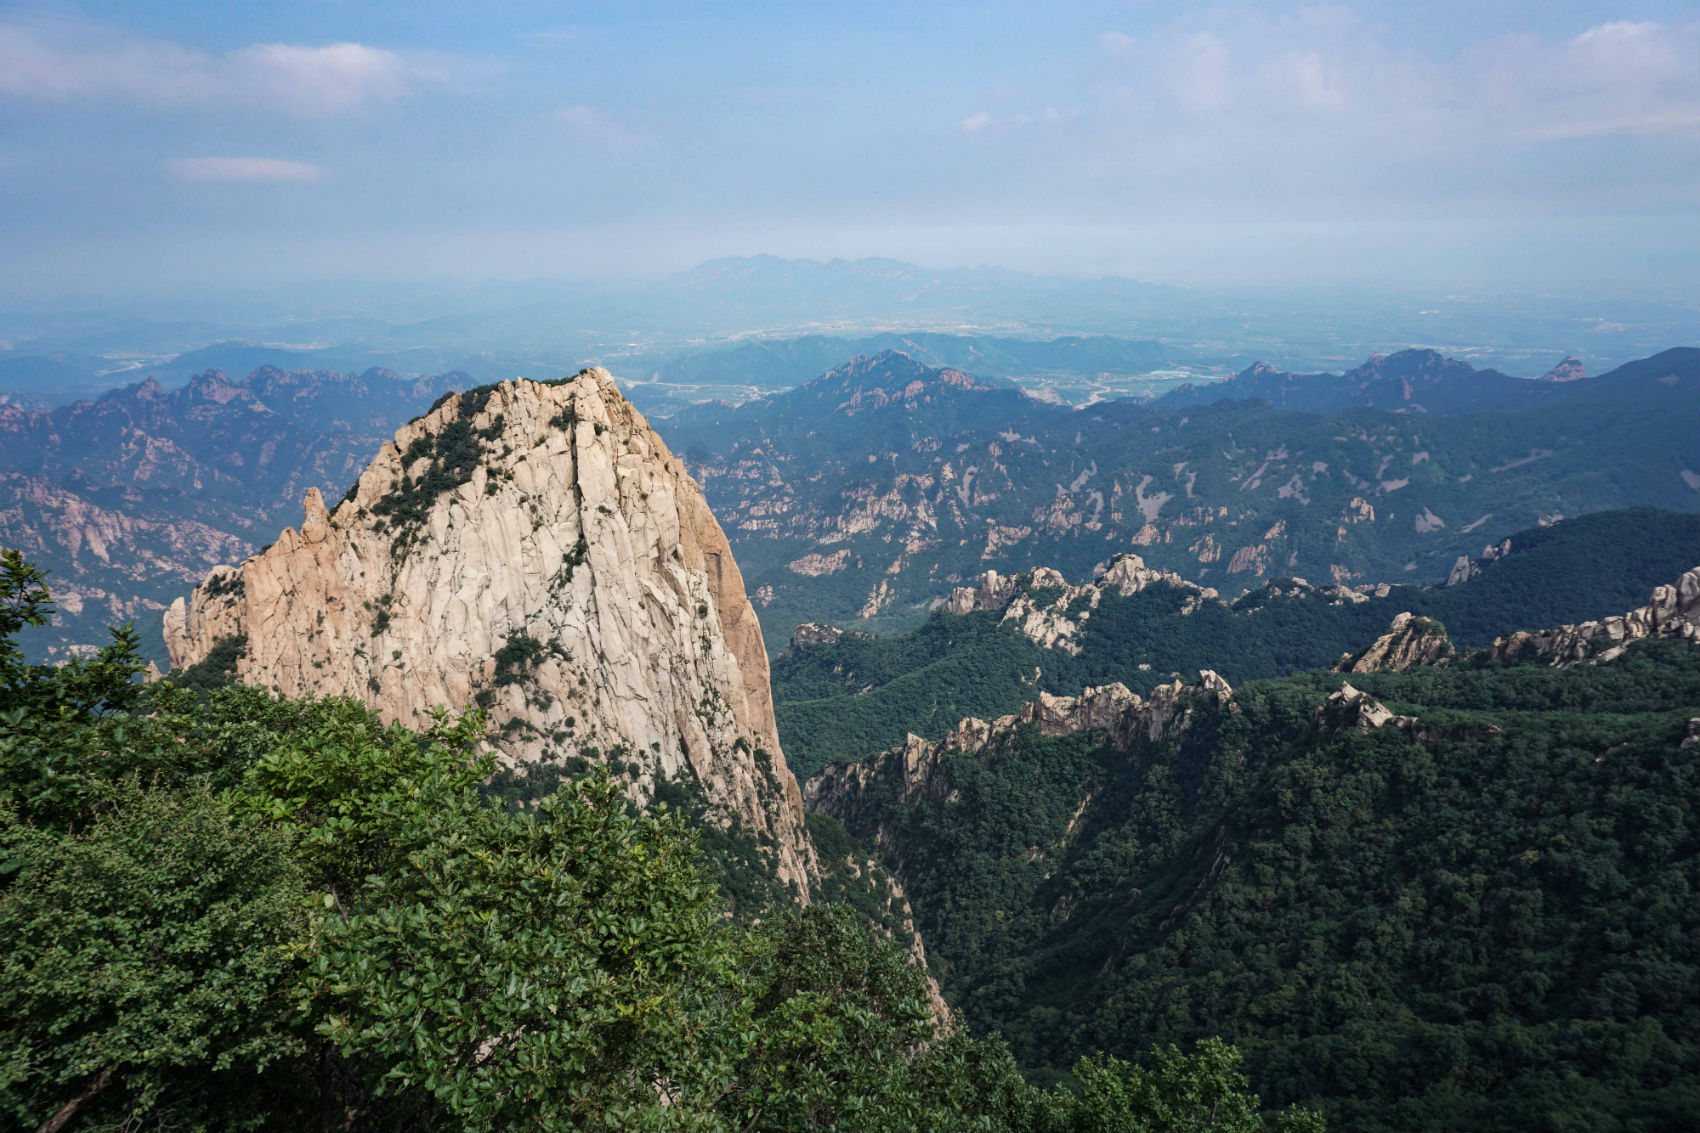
[2,3,1697,1131]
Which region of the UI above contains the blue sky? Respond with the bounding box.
[0,1,1695,301]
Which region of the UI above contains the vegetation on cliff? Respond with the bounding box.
[774,509,1700,774]
[811,635,1700,1131]
[0,551,1322,1132]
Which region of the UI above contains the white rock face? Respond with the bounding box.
[165,370,816,894]
[939,554,1219,653]
[1488,567,1700,666]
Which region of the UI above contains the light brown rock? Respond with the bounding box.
[165,370,816,895]
[1336,612,1454,673]
[1488,567,1700,666]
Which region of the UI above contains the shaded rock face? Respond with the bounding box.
[165,370,815,894]
[1488,568,1700,666]
[1336,612,1454,673]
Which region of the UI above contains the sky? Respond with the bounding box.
[0,1,1696,304]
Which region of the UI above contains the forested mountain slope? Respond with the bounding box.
[664,349,1700,647]
[772,509,1699,773]
[806,613,1700,1131]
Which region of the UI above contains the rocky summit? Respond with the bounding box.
[166,369,816,894]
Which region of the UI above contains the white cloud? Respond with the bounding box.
[0,20,431,114]
[233,43,408,114]
[166,157,326,183]
[1098,31,1136,55]
[960,110,994,134]
[0,23,215,103]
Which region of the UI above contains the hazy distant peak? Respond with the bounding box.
[1345,348,1494,382]
[1538,356,1588,382]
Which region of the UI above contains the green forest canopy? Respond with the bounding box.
[0,549,1321,1133]
[817,637,1700,1132]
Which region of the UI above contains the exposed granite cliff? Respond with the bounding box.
[1335,611,1455,673]
[165,369,815,894]
[1488,568,1700,666]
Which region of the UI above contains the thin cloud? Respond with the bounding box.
[0,19,432,114]
[232,43,409,114]
[1523,109,1700,142]
[1099,31,1135,55]
[1079,13,1699,160]
[166,157,326,183]
[961,107,1074,134]
[555,105,644,150]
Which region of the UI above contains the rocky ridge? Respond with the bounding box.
[165,369,816,894]
[2,365,464,659]
[932,555,1414,654]
[1488,568,1700,666]
[805,671,1234,834]
[1315,682,1417,734]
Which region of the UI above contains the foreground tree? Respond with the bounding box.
[0,551,1322,1132]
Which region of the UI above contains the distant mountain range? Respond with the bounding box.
[661,347,1700,647]
[6,342,1696,664]
[771,507,1700,774]
[1155,347,1678,414]
[0,366,464,658]
[639,332,1198,405]
[9,254,1695,412]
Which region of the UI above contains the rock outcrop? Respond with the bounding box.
[165,370,816,894]
[1488,568,1700,666]
[786,621,845,652]
[805,670,1234,827]
[938,554,1218,653]
[1445,538,1512,586]
[1315,682,1416,734]
[1336,612,1454,673]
